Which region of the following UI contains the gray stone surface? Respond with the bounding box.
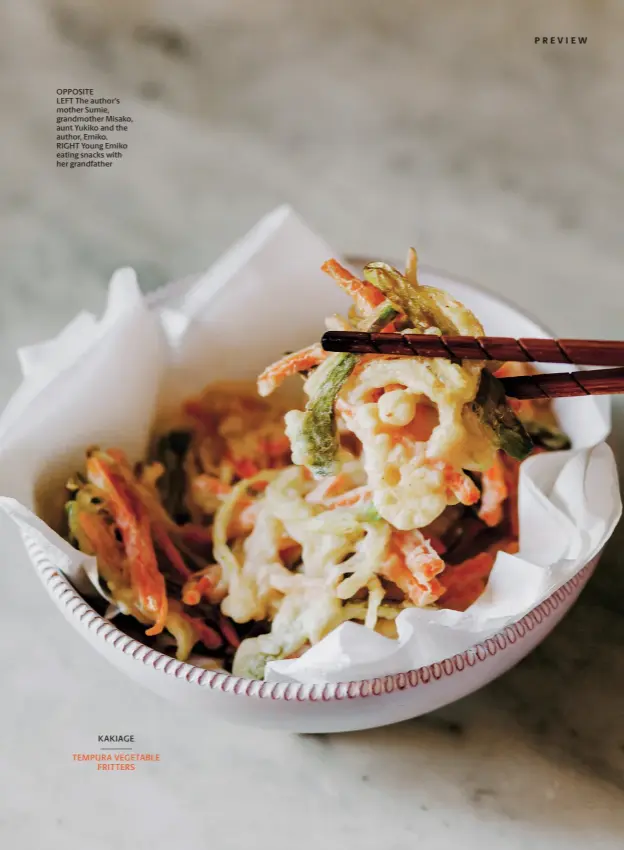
[1,1,624,847]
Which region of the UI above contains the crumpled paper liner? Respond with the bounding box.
[0,206,620,684]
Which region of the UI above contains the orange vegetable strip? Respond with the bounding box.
[478,455,508,527]
[181,586,201,606]
[321,259,386,314]
[196,576,214,594]
[87,456,168,636]
[394,529,446,582]
[447,471,480,506]
[424,461,480,506]
[181,575,213,606]
[379,528,447,607]
[380,551,443,606]
[78,512,128,586]
[257,344,327,397]
[137,514,168,637]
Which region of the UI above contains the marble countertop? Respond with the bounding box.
[2,1,624,847]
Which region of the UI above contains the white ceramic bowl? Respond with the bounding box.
[17,260,609,733]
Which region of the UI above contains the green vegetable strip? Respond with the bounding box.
[471,370,533,461]
[522,419,571,451]
[364,262,533,461]
[363,262,458,334]
[302,302,399,476]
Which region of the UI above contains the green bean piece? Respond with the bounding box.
[302,302,399,476]
[363,262,458,334]
[523,420,571,451]
[472,370,533,460]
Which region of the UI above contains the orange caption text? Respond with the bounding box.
[72,753,161,771]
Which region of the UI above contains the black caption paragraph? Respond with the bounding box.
[56,88,133,169]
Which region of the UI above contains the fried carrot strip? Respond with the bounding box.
[78,511,128,587]
[445,469,480,506]
[257,344,327,397]
[380,530,446,607]
[181,563,224,606]
[478,454,508,527]
[427,462,480,506]
[181,575,214,606]
[380,551,444,607]
[321,259,386,314]
[87,455,168,636]
[395,529,446,583]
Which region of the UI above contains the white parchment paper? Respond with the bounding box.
[0,206,620,684]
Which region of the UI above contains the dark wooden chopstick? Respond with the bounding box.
[500,367,624,399]
[321,331,624,400]
[321,331,624,366]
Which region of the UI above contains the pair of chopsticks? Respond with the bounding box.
[320,332,624,400]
